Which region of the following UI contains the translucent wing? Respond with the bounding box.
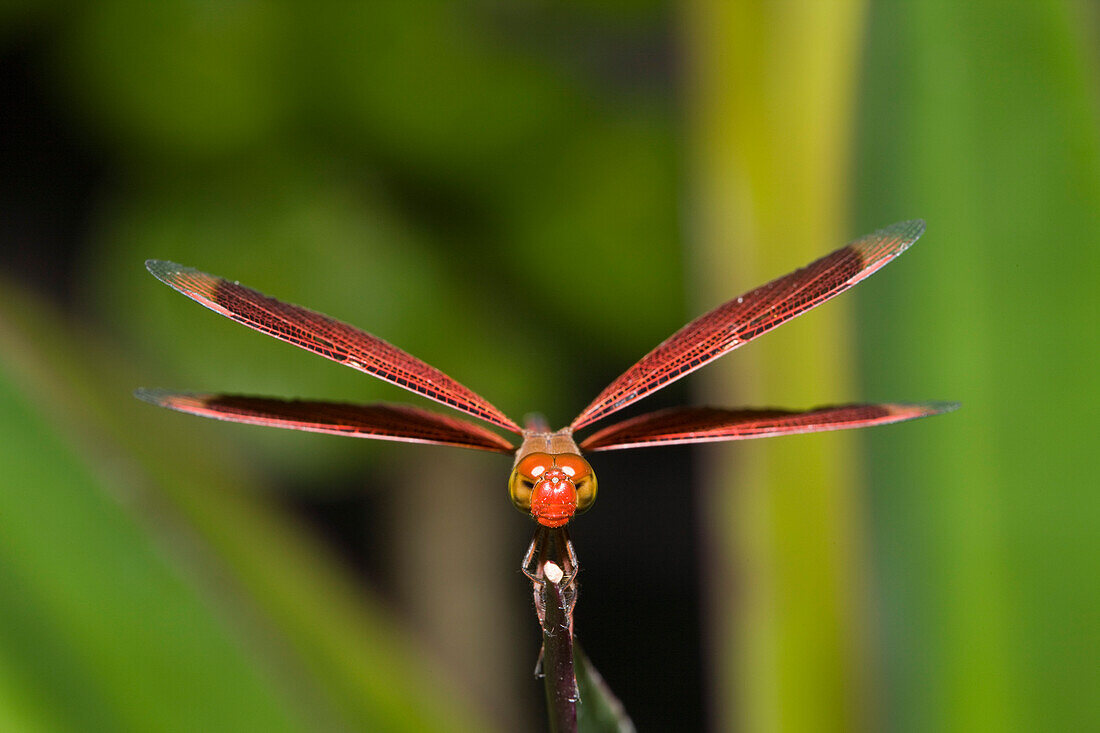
[571,221,926,431]
[135,389,515,453]
[580,402,958,451]
[145,261,521,434]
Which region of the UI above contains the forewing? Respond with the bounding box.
[571,220,926,430]
[580,402,958,451]
[135,389,515,453]
[145,261,521,433]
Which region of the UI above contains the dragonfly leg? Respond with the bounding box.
[559,529,579,587]
[522,525,549,586]
[557,529,579,619]
[524,526,581,628]
[522,526,578,586]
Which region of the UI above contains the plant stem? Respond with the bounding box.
[540,561,578,733]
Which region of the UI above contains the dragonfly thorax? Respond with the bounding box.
[508,447,598,528]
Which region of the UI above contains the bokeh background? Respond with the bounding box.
[1,1,1096,731]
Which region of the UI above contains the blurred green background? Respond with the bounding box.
[0,1,1096,731]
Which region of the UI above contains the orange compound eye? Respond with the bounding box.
[516,452,553,479]
[554,454,591,480]
[555,454,597,513]
[509,452,553,512]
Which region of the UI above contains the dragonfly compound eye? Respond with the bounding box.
[554,454,597,513]
[509,452,553,513]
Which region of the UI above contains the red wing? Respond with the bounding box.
[145,261,521,434]
[570,221,926,431]
[579,402,958,451]
[135,389,515,453]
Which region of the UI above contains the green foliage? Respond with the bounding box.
[575,643,633,732]
[856,2,1100,730]
[0,282,490,732]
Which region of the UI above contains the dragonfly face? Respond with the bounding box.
[509,452,598,528]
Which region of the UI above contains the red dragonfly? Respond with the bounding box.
[137,220,956,597]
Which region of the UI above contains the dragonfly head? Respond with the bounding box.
[509,452,597,528]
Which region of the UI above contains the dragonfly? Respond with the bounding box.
[136,219,956,609]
